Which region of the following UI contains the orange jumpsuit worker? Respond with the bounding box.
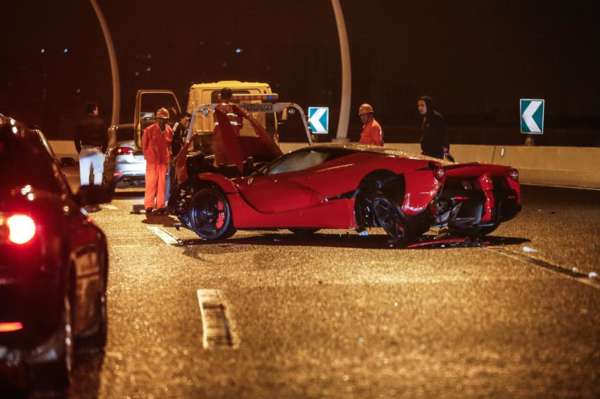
[212,88,245,169]
[358,103,384,146]
[143,107,173,214]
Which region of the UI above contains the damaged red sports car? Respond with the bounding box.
[170,106,520,245]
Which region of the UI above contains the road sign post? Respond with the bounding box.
[520,99,545,134]
[308,107,329,134]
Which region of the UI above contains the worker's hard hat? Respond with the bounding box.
[358,103,374,116]
[156,107,170,120]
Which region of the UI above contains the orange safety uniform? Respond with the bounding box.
[142,122,173,209]
[359,118,384,146]
[212,103,245,168]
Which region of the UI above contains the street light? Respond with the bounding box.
[90,0,120,126]
[330,0,352,142]
[88,0,348,135]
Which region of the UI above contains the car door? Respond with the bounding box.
[133,90,182,150]
[237,149,330,214]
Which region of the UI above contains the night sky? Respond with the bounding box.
[2,1,599,144]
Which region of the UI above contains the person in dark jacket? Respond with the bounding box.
[171,112,191,158]
[166,111,191,203]
[74,103,107,186]
[418,96,449,159]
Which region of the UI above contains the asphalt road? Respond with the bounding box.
[30,175,600,398]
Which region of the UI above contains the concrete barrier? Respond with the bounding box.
[49,140,600,189]
[280,142,600,190]
[492,145,600,189]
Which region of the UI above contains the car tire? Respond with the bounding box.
[79,291,107,350]
[187,188,236,240]
[289,228,320,236]
[31,290,75,391]
[371,192,414,246]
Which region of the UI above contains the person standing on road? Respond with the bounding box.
[74,103,107,187]
[212,87,246,170]
[358,103,384,146]
[166,111,191,202]
[171,112,191,160]
[418,96,450,159]
[143,107,173,215]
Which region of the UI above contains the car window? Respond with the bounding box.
[116,126,135,142]
[266,149,330,175]
[0,125,64,194]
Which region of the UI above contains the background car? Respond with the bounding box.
[105,123,146,188]
[1,115,110,391]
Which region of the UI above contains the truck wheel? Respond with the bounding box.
[188,188,236,240]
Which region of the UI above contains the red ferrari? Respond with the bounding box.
[173,102,521,245]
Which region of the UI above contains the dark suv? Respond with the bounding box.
[0,115,110,391]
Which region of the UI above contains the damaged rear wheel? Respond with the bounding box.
[371,193,414,246]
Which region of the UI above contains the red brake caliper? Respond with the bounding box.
[216,200,225,229]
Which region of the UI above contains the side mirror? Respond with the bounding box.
[76,185,112,206]
[60,157,77,167]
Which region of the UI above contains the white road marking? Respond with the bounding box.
[488,248,600,290]
[196,289,238,349]
[147,226,180,246]
[101,204,118,210]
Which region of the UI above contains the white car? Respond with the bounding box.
[109,124,146,187]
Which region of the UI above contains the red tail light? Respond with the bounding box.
[4,214,37,245]
[117,146,133,155]
[0,322,24,332]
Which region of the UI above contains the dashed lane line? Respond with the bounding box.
[101,204,119,210]
[196,289,238,349]
[487,247,600,290]
[147,226,182,246]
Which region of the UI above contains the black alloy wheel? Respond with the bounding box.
[188,188,235,240]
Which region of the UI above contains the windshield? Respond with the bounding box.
[256,148,354,176]
[116,126,135,143]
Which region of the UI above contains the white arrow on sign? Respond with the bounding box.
[309,108,327,133]
[523,100,542,133]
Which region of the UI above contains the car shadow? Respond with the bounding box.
[112,190,145,199]
[179,232,529,251]
[140,214,179,228]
